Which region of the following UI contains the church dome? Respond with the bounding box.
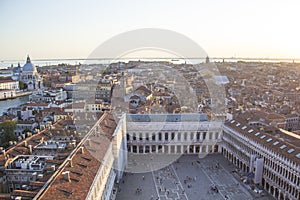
[23,55,36,72]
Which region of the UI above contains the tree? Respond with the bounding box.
[102,69,110,75]
[22,128,31,135]
[0,120,17,148]
[32,110,38,115]
[19,81,28,90]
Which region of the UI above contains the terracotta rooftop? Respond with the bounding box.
[236,110,287,126]
[11,190,38,198]
[42,107,66,115]
[0,115,17,122]
[38,112,117,200]
[135,85,152,96]
[0,118,76,169]
[0,118,91,199]
[17,120,36,125]
[71,102,85,109]
[0,78,17,83]
[225,119,300,165]
[23,102,50,107]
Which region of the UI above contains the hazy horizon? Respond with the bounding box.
[2,56,300,62]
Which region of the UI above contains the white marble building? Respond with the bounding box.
[222,119,300,200]
[125,114,222,155]
[13,55,43,90]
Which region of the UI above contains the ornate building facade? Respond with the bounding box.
[222,119,300,200]
[13,55,43,90]
[3,113,299,200]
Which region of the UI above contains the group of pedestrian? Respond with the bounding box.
[135,187,142,194]
[209,183,219,193]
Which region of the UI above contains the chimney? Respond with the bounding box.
[24,141,28,147]
[68,158,73,167]
[66,137,70,143]
[104,119,108,126]
[79,146,84,154]
[40,137,44,143]
[28,145,33,154]
[62,171,71,182]
[50,165,56,171]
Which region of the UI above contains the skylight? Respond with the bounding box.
[280,145,287,149]
[231,120,235,124]
[255,132,260,136]
[296,153,300,158]
[273,141,279,146]
[248,129,254,133]
[266,138,272,142]
[241,126,247,130]
[287,149,295,153]
[260,135,266,139]
[236,123,240,127]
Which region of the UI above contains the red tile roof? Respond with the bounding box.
[38,112,117,200]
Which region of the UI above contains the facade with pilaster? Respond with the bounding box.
[222,119,300,200]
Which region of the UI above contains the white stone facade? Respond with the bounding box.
[222,121,300,200]
[86,114,299,200]
[126,119,223,155]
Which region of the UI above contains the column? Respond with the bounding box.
[212,132,216,140]
[143,146,146,154]
[187,132,191,142]
[156,145,158,153]
[137,146,140,154]
[193,145,196,154]
[193,132,196,141]
[200,132,203,141]
[162,145,165,153]
[175,145,178,154]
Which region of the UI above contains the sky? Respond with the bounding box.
[0,0,300,60]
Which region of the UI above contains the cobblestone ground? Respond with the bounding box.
[115,154,273,200]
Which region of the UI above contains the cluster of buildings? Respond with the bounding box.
[0,112,119,200]
[11,56,43,91]
[220,62,300,133]
[0,59,299,199]
[0,78,19,99]
[0,55,43,100]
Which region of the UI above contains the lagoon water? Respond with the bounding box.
[1,58,299,70]
[0,95,29,116]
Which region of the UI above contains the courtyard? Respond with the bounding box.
[115,154,273,200]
